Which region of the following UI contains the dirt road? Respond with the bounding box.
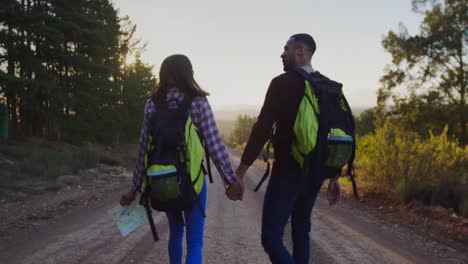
[0,153,467,264]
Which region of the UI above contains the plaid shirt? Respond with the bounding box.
[131,88,236,193]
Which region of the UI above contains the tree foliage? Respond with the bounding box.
[229,114,256,147]
[355,107,377,136]
[0,0,156,143]
[380,0,467,143]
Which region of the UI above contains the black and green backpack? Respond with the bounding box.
[255,68,358,199]
[139,94,213,241]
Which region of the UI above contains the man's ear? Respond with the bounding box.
[296,47,304,57]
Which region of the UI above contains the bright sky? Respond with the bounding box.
[113,0,422,109]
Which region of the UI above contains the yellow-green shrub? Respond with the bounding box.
[356,124,468,216]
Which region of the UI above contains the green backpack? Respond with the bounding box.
[139,95,213,242]
[255,69,358,199]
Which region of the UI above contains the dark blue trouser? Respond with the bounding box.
[166,178,207,264]
[261,165,323,264]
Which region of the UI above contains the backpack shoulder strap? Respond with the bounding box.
[179,94,215,184]
[253,126,274,192]
[150,91,194,111]
[294,67,311,80]
[179,93,194,112]
[294,68,343,97]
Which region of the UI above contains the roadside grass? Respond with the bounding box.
[0,138,136,201]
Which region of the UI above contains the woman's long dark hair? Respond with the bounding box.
[152,54,209,100]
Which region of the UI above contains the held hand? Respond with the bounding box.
[120,191,136,206]
[327,178,342,206]
[235,163,249,180]
[226,178,244,201]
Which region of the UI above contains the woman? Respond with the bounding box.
[120,54,243,264]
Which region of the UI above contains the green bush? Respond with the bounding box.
[356,123,468,216]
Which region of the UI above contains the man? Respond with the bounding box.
[234,34,342,263]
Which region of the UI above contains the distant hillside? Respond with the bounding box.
[216,120,236,139]
[213,104,371,121]
[213,105,261,121]
[214,105,371,139]
[352,106,370,116]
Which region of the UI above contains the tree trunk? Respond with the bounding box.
[6,23,19,139]
[457,36,466,144]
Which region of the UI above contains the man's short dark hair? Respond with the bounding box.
[290,34,316,55]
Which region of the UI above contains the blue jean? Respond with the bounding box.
[166,179,207,264]
[261,165,323,264]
